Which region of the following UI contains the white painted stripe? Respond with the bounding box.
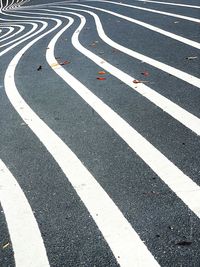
[4,16,160,267]
[58,6,200,87]
[0,25,24,42]
[0,22,36,48]
[131,0,200,9]
[6,0,14,10]
[34,8,200,137]
[30,6,200,49]
[0,9,62,57]
[0,21,46,57]
[45,14,200,221]
[65,4,200,87]
[4,0,9,9]
[0,159,50,267]
[0,26,15,39]
[87,0,200,23]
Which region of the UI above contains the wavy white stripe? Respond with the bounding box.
[131,0,200,9]
[20,8,200,138]
[15,7,200,90]
[0,25,15,40]
[0,22,36,48]
[0,20,46,56]
[4,12,160,267]
[26,5,200,50]
[56,6,200,88]
[87,0,200,23]
[45,13,200,222]
[0,25,24,42]
[0,159,50,267]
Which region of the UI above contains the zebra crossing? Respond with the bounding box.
[0,0,200,266]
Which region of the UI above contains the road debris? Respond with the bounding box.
[133,79,149,84]
[97,77,106,80]
[2,243,10,249]
[141,71,149,76]
[98,71,106,75]
[60,60,70,65]
[175,240,192,246]
[37,65,42,71]
[185,56,198,60]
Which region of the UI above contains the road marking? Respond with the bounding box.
[0,159,50,267]
[45,14,200,222]
[0,26,14,39]
[66,5,200,88]
[0,21,46,57]
[69,4,200,49]
[35,6,200,138]
[0,25,24,42]
[0,22,36,48]
[87,0,200,23]
[3,14,160,267]
[130,0,200,9]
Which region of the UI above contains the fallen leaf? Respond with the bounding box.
[98,71,106,75]
[133,79,149,84]
[97,77,106,80]
[3,243,10,249]
[37,65,42,71]
[175,240,192,246]
[133,79,141,84]
[60,60,70,65]
[185,56,198,60]
[90,43,96,47]
[141,71,149,76]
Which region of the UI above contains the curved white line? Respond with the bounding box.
[0,24,24,42]
[4,0,9,10]
[72,3,200,45]
[85,0,200,23]
[0,159,50,267]
[16,7,200,90]
[0,26,15,39]
[58,6,200,87]
[45,13,200,222]
[72,5,200,49]
[26,8,200,138]
[28,5,200,49]
[0,22,37,48]
[0,20,46,57]
[4,14,160,267]
[0,8,62,57]
[131,0,200,9]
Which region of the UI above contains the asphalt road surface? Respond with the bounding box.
[0,0,200,266]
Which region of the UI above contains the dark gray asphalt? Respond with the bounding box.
[0,0,200,266]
